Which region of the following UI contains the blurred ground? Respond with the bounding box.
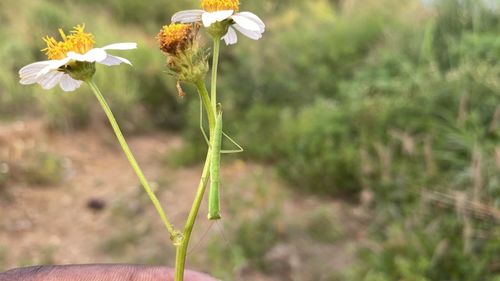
[0,120,366,280]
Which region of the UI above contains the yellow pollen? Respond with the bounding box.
[201,0,239,12]
[42,24,95,60]
[157,23,195,55]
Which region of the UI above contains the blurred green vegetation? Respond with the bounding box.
[305,207,344,243]
[1,0,499,280]
[22,151,64,186]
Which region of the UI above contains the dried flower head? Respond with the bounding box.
[157,23,198,55]
[157,23,208,84]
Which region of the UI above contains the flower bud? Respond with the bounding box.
[157,23,209,84]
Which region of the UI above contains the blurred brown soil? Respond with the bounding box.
[0,120,368,280]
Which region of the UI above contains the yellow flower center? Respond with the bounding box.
[42,24,95,60]
[157,23,195,55]
[201,0,239,12]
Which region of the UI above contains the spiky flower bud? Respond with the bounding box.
[157,23,209,85]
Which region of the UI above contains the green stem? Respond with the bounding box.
[196,80,216,132]
[210,37,220,111]
[86,80,175,237]
[174,151,211,281]
[174,81,216,281]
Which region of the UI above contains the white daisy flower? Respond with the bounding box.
[171,0,265,45]
[19,24,137,92]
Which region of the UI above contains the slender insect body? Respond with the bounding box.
[208,109,223,220]
[199,98,243,154]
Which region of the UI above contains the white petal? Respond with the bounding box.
[101,42,137,50]
[19,61,52,77]
[67,48,107,63]
[20,74,40,85]
[222,26,238,45]
[172,9,204,23]
[202,10,234,27]
[19,61,52,84]
[38,71,64,90]
[98,54,132,66]
[233,24,263,40]
[236,12,265,32]
[37,58,71,78]
[59,74,83,92]
[231,14,261,32]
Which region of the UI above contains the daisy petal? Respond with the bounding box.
[59,74,83,92]
[236,12,265,32]
[36,72,55,89]
[37,58,71,78]
[67,48,108,63]
[19,61,52,77]
[20,74,40,85]
[222,26,238,45]
[231,14,262,32]
[99,55,132,66]
[38,71,64,90]
[233,24,263,40]
[202,10,234,27]
[19,61,53,84]
[172,9,204,23]
[101,43,137,50]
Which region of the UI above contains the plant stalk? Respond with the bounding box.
[174,80,216,281]
[210,37,220,111]
[197,80,216,131]
[86,80,175,237]
[174,151,211,281]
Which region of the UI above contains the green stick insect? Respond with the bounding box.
[208,108,223,220]
[199,99,243,154]
[199,100,243,220]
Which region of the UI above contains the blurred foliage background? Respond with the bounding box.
[1,0,500,280]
